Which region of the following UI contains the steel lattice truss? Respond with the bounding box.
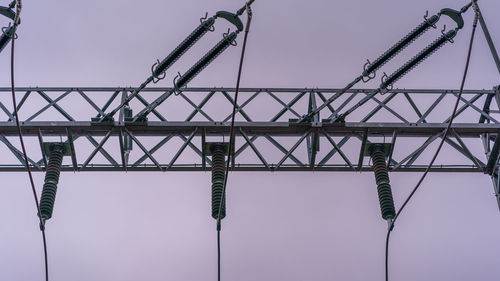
[0,86,496,171]
[1,86,499,205]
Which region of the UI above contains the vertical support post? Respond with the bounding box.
[202,129,206,170]
[66,128,78,171]
[481,86,500,210]
[495,85,500,112]
[118,90,128,125]
[357,130,368,171]
[476,4,500,76]
[37,129,47,167]
[307,91,320,168]
[492,172,500,211]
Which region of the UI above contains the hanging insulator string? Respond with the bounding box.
[385,2,479,280]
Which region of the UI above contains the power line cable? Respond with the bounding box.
[215,2,253,281]
[385,2,480,281]
[8,1,49,280]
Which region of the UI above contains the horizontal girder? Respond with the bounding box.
[0,87,495,173]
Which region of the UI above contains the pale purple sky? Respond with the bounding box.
[0,0,500,281]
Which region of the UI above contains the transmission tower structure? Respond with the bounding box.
[0,1,498,210]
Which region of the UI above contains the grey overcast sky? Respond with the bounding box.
[0,0,500,281]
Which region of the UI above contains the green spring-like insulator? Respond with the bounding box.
[211,144,226,220]
[370,144,396,221]
[39,144,64,221]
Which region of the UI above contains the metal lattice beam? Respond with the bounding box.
[0,87,496,176]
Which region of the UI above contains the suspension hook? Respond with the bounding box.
[441,25,456,43]
[200,12,215,32]
[441,24,447,35]
[223,28,238,46]
[1,23,16,39]
[362,59,376,82]
[380,72,393,94]
[173,72,182,95]
[151,59,167,83]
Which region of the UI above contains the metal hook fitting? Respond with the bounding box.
[173,72,182,95]
[200,12,208,24]
[200,12,215,31]
[380,72,393,94]
[223,28,237,46]
[362,59,376,83]
[440,24,447,35]
[424,10,439,29]
[1,23,17,39]
[151,59,166,83]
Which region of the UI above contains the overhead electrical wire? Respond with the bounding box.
[215,2,253,281]
[384,2,479,281]
[7,1,49,280]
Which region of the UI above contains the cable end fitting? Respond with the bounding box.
[471,1,480,26]
[237,0,255,16]
[216,220,222,231]
[39,218,46,231]
[387,219,394,231]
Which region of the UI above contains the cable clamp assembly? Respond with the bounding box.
[1,23,17,39]
[424,10,439,28]
[362,59,376,82]
[173,72,183,96]
[440,25,455,43]
[151,59,166,83]
[380,72,393,94]
[200,12,215,31]
[471,1,480,27]
[223,28,238,46]
[244,2,253,32]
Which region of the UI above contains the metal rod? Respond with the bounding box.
[476,4,500,75]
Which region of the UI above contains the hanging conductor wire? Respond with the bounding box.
[215,2,253,281]
[7,1,49,280]
[385,1,479,281]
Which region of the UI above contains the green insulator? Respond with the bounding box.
[39,143,64,221]
[211,144,226,220]
[370,144,396,220]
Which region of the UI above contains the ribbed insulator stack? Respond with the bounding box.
[211,144,226,220]
[39,143,64,221]
[370,144,396,221]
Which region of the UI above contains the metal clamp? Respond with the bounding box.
[362,59,376,82]
[151,59,166,83]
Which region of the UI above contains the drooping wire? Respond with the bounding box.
[215,3,253,281]
[8,1,49,280]
[385,2,479,281]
